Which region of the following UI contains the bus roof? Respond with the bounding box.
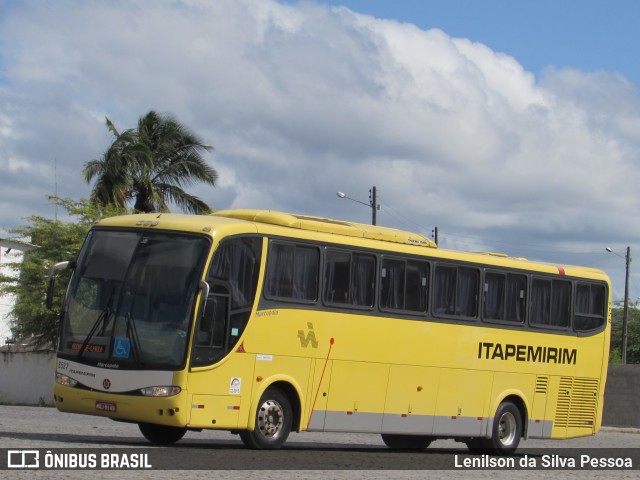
[94,210,609,282]
[212,209,437,248]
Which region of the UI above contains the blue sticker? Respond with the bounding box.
[113,337,131,359]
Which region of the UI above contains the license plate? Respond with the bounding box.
[95,401,117,412]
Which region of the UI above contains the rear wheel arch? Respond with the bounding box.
[488,392,529,438]
[498,394,528,439]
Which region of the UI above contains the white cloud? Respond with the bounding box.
[0,0,639,297]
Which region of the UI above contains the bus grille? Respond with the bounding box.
[555,377,599,428]
[535,376,549,394]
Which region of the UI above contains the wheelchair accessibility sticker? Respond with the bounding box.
[113,338,131,359]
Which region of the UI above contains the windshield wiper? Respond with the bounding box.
[77,306,111,359]
[125,310,144,366]
[77,287,115,359]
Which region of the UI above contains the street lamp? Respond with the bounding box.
[336,186,379,225]
[606,246,631,364]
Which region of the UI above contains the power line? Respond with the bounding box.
[371,191,632,262]
[379,202,431,234]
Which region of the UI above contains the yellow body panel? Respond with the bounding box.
[187,353,256,428]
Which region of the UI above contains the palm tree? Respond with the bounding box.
[83,111,217,214]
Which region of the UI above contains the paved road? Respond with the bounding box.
[0,405,638,479]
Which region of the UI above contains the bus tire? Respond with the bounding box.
[465,438,487,453]
[138,423,187,444]
[240,387,292,449]
[486,401,522,455]
[381,434,432,450]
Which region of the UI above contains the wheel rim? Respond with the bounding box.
[257,399,284,439]
[497,411,517,447]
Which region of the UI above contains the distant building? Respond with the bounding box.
[0,237,38,346]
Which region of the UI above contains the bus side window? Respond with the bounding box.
[324,250,350,304]
[530,279,551,325]
[433,265,479,319]
[484,272,526,323]
[405,261,429,313]
[506,274,527,323]
[380,259,405,310]
[324,249,375,308]
[574,283,606,332]
[351,254,375,307]
[484,272,506,321]
[530,278,570,328]
[434,266,456,315]
[265,242,320,302]
[192,236,262,368]
[457,268,479,317]
[380,258,428,314]
[207,237,262,340]
[551,280,571,328]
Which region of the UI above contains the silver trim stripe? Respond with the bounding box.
[308,410,554,439]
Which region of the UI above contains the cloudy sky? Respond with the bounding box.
[1,0,639,301]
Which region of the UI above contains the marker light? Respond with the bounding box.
[140,386,182,397]
[56,373,78,387]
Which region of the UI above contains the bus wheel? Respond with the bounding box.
[240,387,292,449]
[465,438,487,453]
[381,434,432,450]
[487,401,522,455]
[138,423,187,444]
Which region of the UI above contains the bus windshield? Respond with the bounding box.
[58,230,209,370]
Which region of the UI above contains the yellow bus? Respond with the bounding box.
[49,209,611,454]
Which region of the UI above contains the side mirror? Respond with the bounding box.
[46,261,73,309]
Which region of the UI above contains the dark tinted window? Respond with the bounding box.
[208,237,262,311]
[530,278,571,328]
[574,283,606,332]
[433,265,479,318]
[483,272,526,323]
[265,242,320,302]
[324,249,376,307]
[380,258,429,313]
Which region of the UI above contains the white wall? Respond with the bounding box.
[0,238,54,405]
[0,247,22,345]
[0,351,55,405]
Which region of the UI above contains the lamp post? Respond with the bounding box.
[336,186,379,225]
[606,246,631,364]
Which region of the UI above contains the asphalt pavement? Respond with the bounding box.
[1,405,638,479]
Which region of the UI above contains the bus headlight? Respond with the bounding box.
[140,386,181,397]
[56,373,78,387]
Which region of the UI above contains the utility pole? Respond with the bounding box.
[54,158,58,221]
[606,246,632,363]
[369,186,378,226]
[622,246,631,364]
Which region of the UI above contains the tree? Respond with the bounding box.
[610,306,640,364]
[0,198,129,348]
[83,111,217,214]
